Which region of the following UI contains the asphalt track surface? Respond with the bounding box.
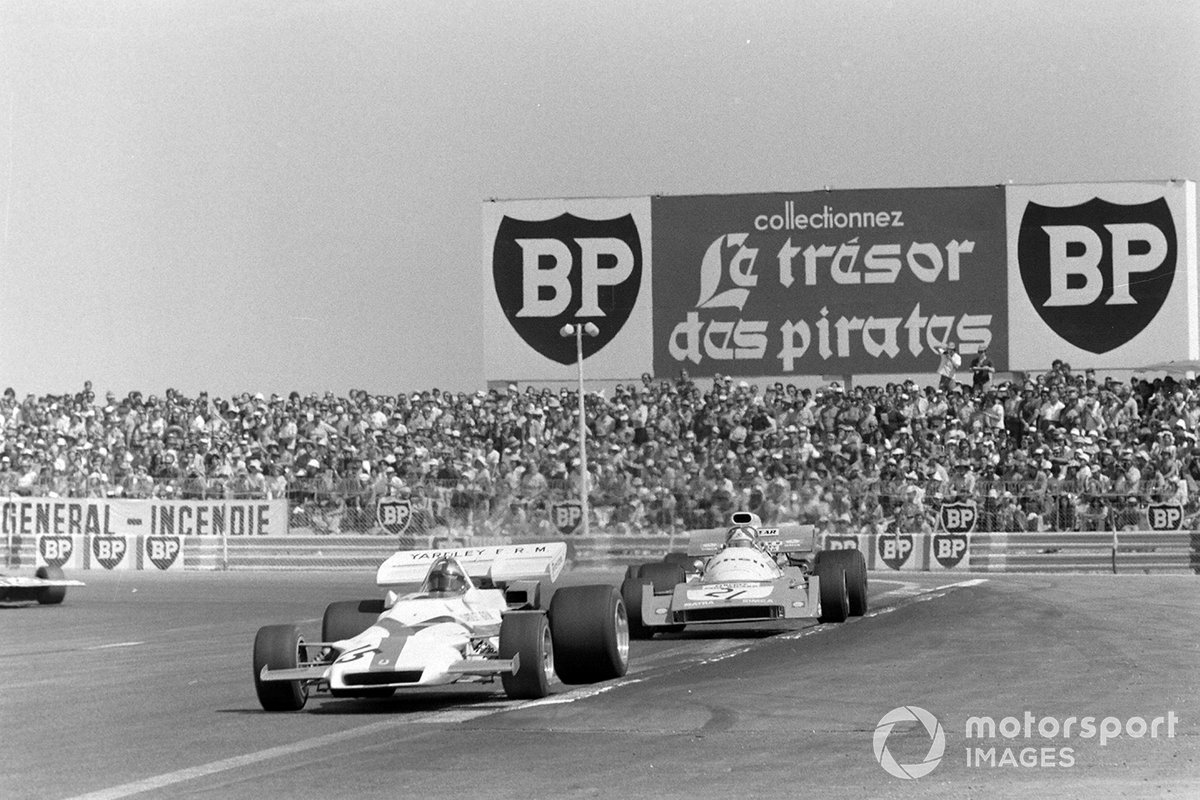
[2,568,1197,800]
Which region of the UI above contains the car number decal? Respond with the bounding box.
[686,584,773,601]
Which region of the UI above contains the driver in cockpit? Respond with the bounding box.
[724,524,760,549]
[421,556,470,597]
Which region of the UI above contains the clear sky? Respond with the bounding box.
[2,0,1198,398]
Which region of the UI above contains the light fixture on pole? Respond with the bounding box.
[559,321,599,538]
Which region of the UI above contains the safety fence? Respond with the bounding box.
[6,529,1197,575]
[8,476,1200,537]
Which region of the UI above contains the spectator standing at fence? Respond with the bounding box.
[933,342,961,391]
[969,346,995,393]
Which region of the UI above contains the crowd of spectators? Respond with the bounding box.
[2,359,1198,534]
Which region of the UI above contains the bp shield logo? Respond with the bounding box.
[92,536,128,570]
[39,535,74,568]
[1018,197,1176,354]
[492,213,642,365]
[377,498,412,536]
[823,534,859,550]
[878,533,914,570]
[146,536,181,570]
[551,501,583,535]
[940,502,977,534]
[1147,503,1183,531]
[931,533,969,569]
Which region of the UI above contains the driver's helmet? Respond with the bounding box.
[724,525,758,549]
[424,557,469,595]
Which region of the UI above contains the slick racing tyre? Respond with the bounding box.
[840,549,869,616]
[321,599,385,642]
[34,565,67,605]
[549,584,630,684]
[662,551,693,570]
[253,624,308,711]
[620,567,650,640]
[500,611,554,700]
[621,562,685,639]
[814,551,850,624]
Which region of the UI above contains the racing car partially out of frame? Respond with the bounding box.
[253,542,629,711]
[0,565,84,605]
[620,512,868,637]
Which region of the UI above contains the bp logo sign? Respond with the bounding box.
[39,535,74,568]
[551,501,583,535]
[939,502,977,534]
[145,536,181,570]
[874,705,946,779]
[1147,503,1183,531]
[92,536,128,570]
[1018,197,1176,354]
[492,213,643,365]
[377,498,412,536]
[878,533,914,570]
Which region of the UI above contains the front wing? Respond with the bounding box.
[639,576,821,628]
[258,640,520,689]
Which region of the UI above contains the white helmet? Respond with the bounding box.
[725,525,758,548]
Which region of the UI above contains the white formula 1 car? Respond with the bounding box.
[253,542,629,711]
[620,512,868,637]
[0,565,84,605]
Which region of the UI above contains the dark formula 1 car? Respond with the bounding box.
[620,512,868,637]
[0,565,84,605]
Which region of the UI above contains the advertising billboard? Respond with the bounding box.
[650,187,1007,378]
[482,197,653,381]
[1006,181,1198,370]
[483,182,1195,382]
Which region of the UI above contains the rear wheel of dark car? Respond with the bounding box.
[549,584,630,684]
[813,552,849,624]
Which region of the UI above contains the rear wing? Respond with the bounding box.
[375,543,567,589]
[687,524,817,557]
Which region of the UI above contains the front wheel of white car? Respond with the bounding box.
[253,624,308,711]
[499,611,553,700]
[549,585,630,684]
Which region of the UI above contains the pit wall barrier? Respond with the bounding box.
[5,531,1197,575]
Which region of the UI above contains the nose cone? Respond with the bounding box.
[704,549,778,582]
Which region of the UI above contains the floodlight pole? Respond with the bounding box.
[561,322,598,538]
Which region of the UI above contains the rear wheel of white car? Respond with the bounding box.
[620,569,650,640]
[253,624,308,711]
[549,584,630,684]
[814,552,849,624]
[662,551,692,569]
[500,612,553,700]
[321,599,385,642]
[34,565,67,605]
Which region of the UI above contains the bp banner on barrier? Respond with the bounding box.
[35,534,186,571]
[2,498,288,538]
[872,531,926,571]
